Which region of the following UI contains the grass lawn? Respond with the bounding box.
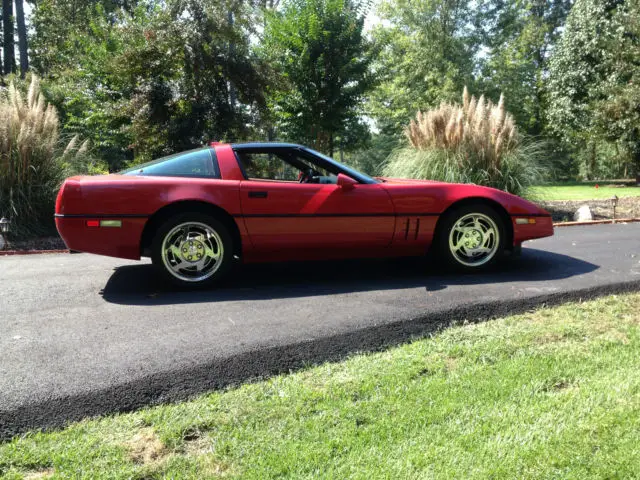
[529,182,640,201]
[2,293,640,479]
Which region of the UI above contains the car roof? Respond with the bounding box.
[230,142,304,150]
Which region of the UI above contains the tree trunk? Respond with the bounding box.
[15,0,27,77]
[2,0,15,75]
[227,10,237,109]
[588,142,597,180]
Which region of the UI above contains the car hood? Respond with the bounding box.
[376,177,447,185]
[377,177,550,217]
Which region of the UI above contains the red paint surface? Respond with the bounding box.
[55,144,553,262]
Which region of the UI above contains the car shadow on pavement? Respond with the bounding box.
[100,248,599,306]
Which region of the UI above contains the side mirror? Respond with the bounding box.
[337,173,357,190]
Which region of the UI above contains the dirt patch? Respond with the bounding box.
[124,427,168,465]
[23,469,54,480]
[539,197,640,222]
[4,236,66,251]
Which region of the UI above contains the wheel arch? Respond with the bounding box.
[140,200,242,258]
[434,197,514,249]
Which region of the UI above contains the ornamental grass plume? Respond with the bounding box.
[384,87,547,196]
[0,76,91,238]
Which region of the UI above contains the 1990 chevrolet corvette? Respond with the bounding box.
[55,142,553,286]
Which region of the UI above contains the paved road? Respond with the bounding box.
[1,223,640,438]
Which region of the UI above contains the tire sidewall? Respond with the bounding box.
[436,204,507,272]
[151,213,234,288]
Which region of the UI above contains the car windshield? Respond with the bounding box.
[302,147,379,184]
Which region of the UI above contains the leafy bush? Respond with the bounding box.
[383,87,548,196]
[0,77,95,238]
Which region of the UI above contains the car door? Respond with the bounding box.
[235,148,395,251]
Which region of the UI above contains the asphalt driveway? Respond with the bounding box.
[1,223,639,439]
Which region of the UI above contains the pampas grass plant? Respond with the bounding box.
[383,87,547,196]
[0,77,92,238]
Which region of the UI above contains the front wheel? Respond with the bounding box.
[435,204,506,272]
[151,213,233,287]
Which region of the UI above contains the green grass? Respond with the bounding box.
[530,182,640,201]
[2,293,640,479]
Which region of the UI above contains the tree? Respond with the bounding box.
[547,0,640,180]
[2,0,15,74]
[368,0,480,136]
[15,0,28,77]
[477,0,572,135]
[30,0,268,169]
[262,0,376,156]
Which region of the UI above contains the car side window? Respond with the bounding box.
[237,152,300,181]
[121,148,219,178]
[235,149,337,184]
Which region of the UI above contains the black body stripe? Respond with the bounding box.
[57,212,551,219]
[233,212,441,218]
[55,213,149,219]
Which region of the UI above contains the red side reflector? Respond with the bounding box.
[86,220,100,227]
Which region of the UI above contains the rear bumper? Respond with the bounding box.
[55,215,146,260]
[512,215,554,244]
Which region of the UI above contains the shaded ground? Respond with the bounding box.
[538,196,640,222]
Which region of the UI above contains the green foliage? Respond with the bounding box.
[368,0,480,135]
[342,133,401,176]
[0,77,94,238]
[383,88,548,196]
[547,0,640,179]
[262,0,375,156]
[477,0,572,135]
[31,0,268,170]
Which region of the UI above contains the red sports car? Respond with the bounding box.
[55,142,553,287]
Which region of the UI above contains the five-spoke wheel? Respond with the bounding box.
[436,204,506,271]
[152,213,233,287]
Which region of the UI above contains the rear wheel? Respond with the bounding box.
[436,204,506,271]
[151,213,233,287]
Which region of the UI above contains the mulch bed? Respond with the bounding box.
[538,196,640,222]
[2,236,67,252]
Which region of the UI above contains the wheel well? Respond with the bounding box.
[434,197,514,248]
[140,201,242,257]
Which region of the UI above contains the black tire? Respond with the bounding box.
[434,204,507,272]
[151,212,234,288]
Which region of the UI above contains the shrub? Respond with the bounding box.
[383,87,548,196]
[0,77,94,238]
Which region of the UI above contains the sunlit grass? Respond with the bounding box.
[530,183,640,201]
[2,293,640,479]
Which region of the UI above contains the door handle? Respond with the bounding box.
[248,191,268,198]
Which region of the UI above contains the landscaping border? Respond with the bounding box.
[553,218,640,227]
[0,249,70,256]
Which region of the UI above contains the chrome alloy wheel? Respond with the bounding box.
[448,213,500,267]
[161,222,224,282]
